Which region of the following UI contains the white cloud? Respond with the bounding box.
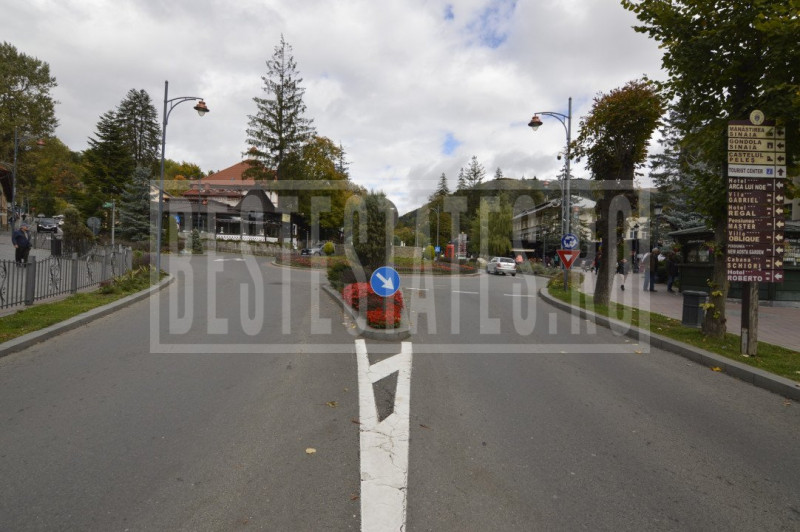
[7,0,665,214]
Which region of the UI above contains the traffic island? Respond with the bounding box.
[322,284,411,341]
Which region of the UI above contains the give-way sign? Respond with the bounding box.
[557,249,581,269]
[370,266,401,297]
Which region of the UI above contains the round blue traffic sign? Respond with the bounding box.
[370,266,401,298]
[561,233,578,250]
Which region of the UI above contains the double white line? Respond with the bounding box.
[355,339,413,532]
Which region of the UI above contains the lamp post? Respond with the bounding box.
[529,97,572,286]
[528,97,572,239]
[157,80,209,273]
[9,127,45,230]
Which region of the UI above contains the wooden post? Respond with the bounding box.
[740,281,759,355]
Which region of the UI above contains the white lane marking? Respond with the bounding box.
[452,290,479,295]
[503,293,538,297]
[355,339,413,532]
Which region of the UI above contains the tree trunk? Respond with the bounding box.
[702,219,728,338]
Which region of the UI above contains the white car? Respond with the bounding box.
[486,257,516,276]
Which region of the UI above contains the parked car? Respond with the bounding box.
[301,243,325,256]
[36,217,59,233]
[486,257,517,276]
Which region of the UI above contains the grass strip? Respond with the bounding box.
[0,268,156,344]
[548,286,800,382]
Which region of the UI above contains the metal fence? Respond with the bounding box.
[0,245,133,309]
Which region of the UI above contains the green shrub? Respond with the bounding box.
[323,241,335,256]
[191,228,203,254]
[327,261,361,291]
[423,245,435,260]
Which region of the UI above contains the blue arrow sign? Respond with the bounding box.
[561,233,578,250]
[370,266,400,298]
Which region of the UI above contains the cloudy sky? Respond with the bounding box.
[7,0,665,215]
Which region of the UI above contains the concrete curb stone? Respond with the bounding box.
[539,286,800,401]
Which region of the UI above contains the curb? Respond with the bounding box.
[539,286,800,401]
[322,284,411,342]
[0,275,175,358]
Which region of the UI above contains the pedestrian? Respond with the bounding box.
[642,247,659,292]
[617,257,629,290]
[12,223,33,266]
[666,250,681,293]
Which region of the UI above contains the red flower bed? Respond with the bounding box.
[342,282,404,329]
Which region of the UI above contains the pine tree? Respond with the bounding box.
[245,35,315,181]
[494,167,504,180]
[118,166,152,242]
[116,88,160,169]
[464,155,485,188]
[84,110,135,199]
[456,168,467,191]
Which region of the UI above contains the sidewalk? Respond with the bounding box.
[581,271,800,353]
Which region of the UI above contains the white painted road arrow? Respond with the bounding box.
[355,339,412,532]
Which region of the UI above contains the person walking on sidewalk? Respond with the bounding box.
[641,247,659,292]
[617,257,629,290]
[12,223,32,266]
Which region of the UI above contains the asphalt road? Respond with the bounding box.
[1,255,798,531]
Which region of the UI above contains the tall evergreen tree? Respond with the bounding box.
[84,110,135,199]
[494,167,504,180]
[464,155,486,188]
[118,166,153,242]
[429,172,449,203]
[456,168,467,191]
[245,35,315,181]
[116,88,160,169]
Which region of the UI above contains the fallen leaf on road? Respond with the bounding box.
[305,448,317,455]
[783,400,791,407]
[351,419,361,425]
[634,350,643,355]
[326,401,338,408]
[711,366,722,372]
[350,495,360,501]
[420,424,431,430]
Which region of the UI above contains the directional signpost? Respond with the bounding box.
[370,266,400,298]
[726,111,786,355]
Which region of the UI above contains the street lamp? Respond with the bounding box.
[8,127,45,229]
[529,97,572,286]
[157,80,209,273]
[528,97,572,239]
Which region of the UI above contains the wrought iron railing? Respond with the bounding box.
[0,245,132,309]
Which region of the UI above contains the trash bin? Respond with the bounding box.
[681,290,707,328]
[51,238,62,257]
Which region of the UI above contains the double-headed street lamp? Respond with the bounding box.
[528,97,573,239]
[157,80,209,273]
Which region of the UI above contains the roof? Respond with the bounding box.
[202,161,252,182]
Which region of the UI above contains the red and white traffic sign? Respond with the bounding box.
[557,249,581,269]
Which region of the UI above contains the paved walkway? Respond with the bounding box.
[580,270,800,353]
